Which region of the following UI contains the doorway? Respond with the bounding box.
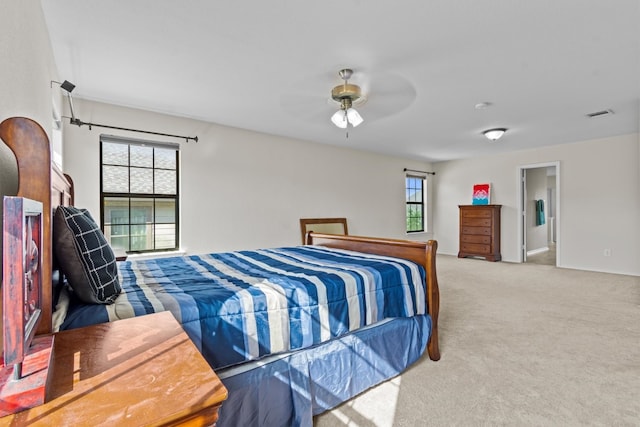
[518,162,560,266]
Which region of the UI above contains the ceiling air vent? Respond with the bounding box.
[586,109,614,118]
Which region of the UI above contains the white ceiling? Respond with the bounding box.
[41,0,640,162]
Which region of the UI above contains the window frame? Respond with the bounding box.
[99,136,180,254]
[405,175,426,233]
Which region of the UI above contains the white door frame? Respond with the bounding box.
[517,161,561,265]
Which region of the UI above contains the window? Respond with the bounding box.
[406,175,425,233]
[100,136,179,253]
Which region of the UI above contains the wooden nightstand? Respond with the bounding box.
[0,311,227,426]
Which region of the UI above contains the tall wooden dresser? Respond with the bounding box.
[458,204,502,262]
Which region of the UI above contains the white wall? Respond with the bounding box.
[63,99,433,254]
[0,0,61,205]
[0,0,63,355]
[0,0,62,144]
[433,133,640,276]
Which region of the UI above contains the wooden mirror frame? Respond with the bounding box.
[299,218,348,244]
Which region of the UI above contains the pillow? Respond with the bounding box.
[53,206,121,304]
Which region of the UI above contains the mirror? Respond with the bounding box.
[0,139,19,285]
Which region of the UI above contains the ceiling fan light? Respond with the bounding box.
[331,110,348,128]
[483,128,507,141]
[346,108,363,127]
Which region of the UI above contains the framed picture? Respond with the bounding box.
[472,183,491,205]
[2,197,43,376]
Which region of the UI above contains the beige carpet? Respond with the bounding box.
[526,243,557,266]
[315,255,640,426]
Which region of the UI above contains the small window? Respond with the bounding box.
[100,136,179,253]
[406,176,425,233]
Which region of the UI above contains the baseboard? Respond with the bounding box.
[527,247,549,256]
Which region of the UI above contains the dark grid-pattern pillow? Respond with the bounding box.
[53,206,121,304]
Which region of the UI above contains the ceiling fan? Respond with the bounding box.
[330,68,365,129]
[278,67,416,133]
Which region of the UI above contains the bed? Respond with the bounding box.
[1,116,440,426]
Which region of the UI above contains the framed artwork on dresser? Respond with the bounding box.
[472,183,491,205]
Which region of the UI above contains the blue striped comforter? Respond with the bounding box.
[60,245,426,369]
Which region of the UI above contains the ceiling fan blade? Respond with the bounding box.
[358,72,417,121]
[280,94,334,122]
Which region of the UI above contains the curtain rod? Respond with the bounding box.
[404,168,435,176]
[62,116,198,143]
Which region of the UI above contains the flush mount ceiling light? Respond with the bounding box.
[483,128,507,141]
[330,69,364,129]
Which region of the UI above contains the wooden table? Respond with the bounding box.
[0,311,227,426]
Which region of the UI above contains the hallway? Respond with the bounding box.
[526,243,556,266]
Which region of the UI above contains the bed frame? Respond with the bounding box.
[306,232,440,360]
[0,116,440,362]
[299,217,348,244]
[0,117,73,337]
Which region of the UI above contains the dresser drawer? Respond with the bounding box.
[461,226,492,236]
[461,234,491,244]
[461,209,492,219]
[461,217,491,227]
[460,243,491,254]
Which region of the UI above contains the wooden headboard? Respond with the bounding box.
[0,117,73,336]
[299,217,348,244]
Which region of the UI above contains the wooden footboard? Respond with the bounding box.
[306,232,440,361]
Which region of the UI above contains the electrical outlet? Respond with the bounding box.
[603,248,611,257]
